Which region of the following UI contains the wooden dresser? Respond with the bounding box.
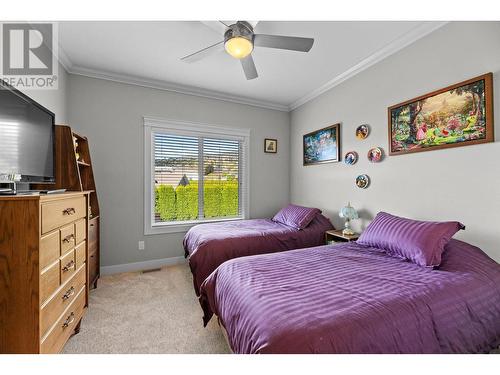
[0,192,91,353]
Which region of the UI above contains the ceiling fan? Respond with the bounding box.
[181,21,314,80]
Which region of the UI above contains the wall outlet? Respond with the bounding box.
[138,241,145,251]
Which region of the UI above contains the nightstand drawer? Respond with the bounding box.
[327,240,347,246]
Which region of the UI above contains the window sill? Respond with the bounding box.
[145,217,245,235]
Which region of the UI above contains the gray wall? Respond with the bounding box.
[290,22,500,262]
[20,62,68,123]
[68,75,290,267]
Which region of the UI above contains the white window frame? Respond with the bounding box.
[144,116,251,235]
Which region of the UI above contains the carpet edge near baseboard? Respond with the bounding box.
[100,256,187,275]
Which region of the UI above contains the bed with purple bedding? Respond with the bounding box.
[184,214,333,295]
[199,239,500,353]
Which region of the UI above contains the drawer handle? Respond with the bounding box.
[63,207,76,215]
[62,286,75,301]
[62,260,75,272]
[62,234,75,243]
[62,312,75,328]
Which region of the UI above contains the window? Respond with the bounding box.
[144,117,250,234]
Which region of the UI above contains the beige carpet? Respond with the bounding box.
[62,263,230,354]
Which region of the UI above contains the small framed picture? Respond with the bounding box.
[356,124,370,140]
[344,151,358,165]
[303,123,341,166]
[264,138,278,153]
[356,174,370,189]
[367,147,384,163]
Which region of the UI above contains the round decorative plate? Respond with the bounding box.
[344,151,358,165]
[367,147,384,163]
[356,174,370,189]
[356,124,370,140]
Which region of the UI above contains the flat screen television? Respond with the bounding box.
[0,80,55,184]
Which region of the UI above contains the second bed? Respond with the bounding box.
[184,206,333,295]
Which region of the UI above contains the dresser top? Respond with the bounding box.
[0,191,92,202]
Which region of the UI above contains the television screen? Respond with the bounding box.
[0,83,55,183]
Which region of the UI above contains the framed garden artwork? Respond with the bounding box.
[388,73,494,156]
[303,123,340,166]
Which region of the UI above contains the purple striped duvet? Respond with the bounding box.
[200,240,500,354]
[184,214,333,295]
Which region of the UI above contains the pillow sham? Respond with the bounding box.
[357,211,465,267]
[272,204,321,230]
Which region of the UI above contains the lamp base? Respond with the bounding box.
[342,228,355,236]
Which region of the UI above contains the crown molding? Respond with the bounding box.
[288,21,449,111]
[58,21,447,113]
[56,43,73,72]
[65,64,289,112]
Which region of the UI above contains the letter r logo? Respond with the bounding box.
[2,23,53,75]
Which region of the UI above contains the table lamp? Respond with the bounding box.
[339,202,358,236]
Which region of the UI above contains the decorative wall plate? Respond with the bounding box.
[367,147,384,163]
[356,174,370,189]
[356,124,370,140]
[344,151,358,165]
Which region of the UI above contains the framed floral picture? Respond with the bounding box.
[388,73,494,156]
[303,123,340,166]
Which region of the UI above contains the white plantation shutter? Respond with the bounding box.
[202,137,241,217]
[154,134,199,187]
[145,118,250,232]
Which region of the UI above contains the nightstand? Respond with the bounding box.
[325,229,360,245]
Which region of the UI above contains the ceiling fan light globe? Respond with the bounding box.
[225,37,253,59]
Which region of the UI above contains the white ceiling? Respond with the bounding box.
[58,21,446,111]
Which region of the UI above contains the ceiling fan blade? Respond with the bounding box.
[240,55,258,80]
[200,21,228,35]
[254,34,314,52]
[180,41,224,63]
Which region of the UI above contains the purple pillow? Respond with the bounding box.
[272,204,321,230]
[357,212,465,267]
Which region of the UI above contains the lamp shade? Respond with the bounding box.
[339,202,358,220]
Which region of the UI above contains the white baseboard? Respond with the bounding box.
[100,256,187,276]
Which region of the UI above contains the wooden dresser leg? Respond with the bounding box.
[93,279,98,289]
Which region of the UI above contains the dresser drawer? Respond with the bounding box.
[40,261,60,304]
[40,286,86,354]
[88,218,98,249]
[75,218,86,245]
[60,224,76,255]
[60,250,76,284]
[41,196,86,234]
[89,250,98,285]
[75,241,86,269]
[40,231,60,270]
[40,266,86,338]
